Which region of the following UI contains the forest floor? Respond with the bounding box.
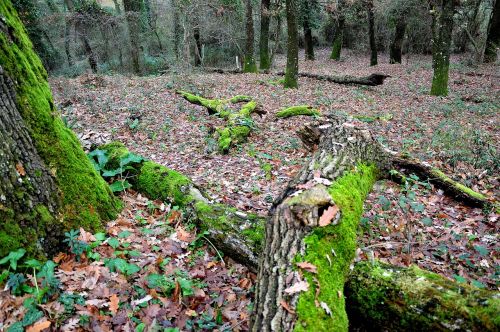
[5,50,495,330]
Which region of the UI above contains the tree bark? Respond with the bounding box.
[303,16,314,60]
[0,0,119,257]
[78,23,98,73]
[284,0,299,88]
[244,0,258,72]
[430,0,455,96]
[123,0,142,74]
[389,14,407,64]
[472,0,496,64]
[484,0,500,62]
[330,0,345,60]
[260,0,271,70]
[367,0,377,66]
[193,22,202,66]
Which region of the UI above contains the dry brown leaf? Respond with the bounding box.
[284,281,309,294]
[16,163,26,176]
[319,205,340,227]
[176,226,195,242]
[26,320,51,332]
[109,294,119,315]
[279,300,296,314]
[296,262,318,274]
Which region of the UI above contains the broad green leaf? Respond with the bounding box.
[474,245,489,257]
[109,180,132,192]
[108,237,120,249]
[0,249,26,270]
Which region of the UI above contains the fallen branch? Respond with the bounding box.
[346,261,500,331]
[276,105,320,118]
[176,91,265,152]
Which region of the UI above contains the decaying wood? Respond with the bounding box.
[203,67,390,86]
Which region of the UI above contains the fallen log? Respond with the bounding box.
[203,67,390,86]
[346,261,500,331]
[176,91,265,152]
[96,142,264,270]
[276,105,320,118]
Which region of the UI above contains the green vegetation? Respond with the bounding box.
[276,105,320,118]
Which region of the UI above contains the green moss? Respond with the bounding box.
[294,164,378,332]
[243,57,258,73]
[277,105,320,118]
[228,95,253,103]
[0,0,120,256]
[217,127,232,152]
[330,34,343,60]
[348,261,500,331]
[136,161,193,206]
[99,141,129,169]
[430,168,486,201]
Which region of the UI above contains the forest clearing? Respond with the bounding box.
[1,0,499,331]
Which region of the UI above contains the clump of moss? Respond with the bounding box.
[277,105,320,118]
[0,1,120,256]
[294,164,378,332]
[430,168,487,201]
[136,161,193,206]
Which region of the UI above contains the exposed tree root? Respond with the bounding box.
[276,105,320,118]
[176,91,265,152]
[98,142,264,271]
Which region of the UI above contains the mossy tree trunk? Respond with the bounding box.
[259,0,271,70]
[0,0,120,258]
[193,22,202,67]
[471,0,495,64]
[389,13,407,64]
[484,0,499,62]
[244,0,258,72]
[303,15,314,61]
[123,0,142,74]
[284,0,299,88]
[430,0,455,96]
[330,0,345,61]
[367,0,377,66]
[251,117,389,331]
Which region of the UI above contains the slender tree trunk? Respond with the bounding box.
[390,14,407,64]
[64,8,73,67]
[303,15,314,60]
[0,0,119,257]
[244,0,258,72]
[269,10,282,67]
[260,0,271,70]
[284,0,299,88]
[77,22,98,73]
[193,24,202,66]
[430,0,455,96]
[367,0,377,66]
[173,1,181,60]
[123,0,142,74]
[330,0,345,60]
[484,0,499,62]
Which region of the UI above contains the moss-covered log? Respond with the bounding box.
[98,143,264,270]
[0,1,120,258]
[177,91,265,152]
[346,261,500,331]
[276,105,320,118]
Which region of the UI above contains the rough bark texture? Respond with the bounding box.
[251,116,389,331]
[285,0,299,88]
[484,0,500,62]
[389,14,406,64]
[0,0,120,257]
[346,261,500,331]
[276,72,391,86]
[243,0,257,72]
[193,23,202,67]
[472,0,496,64]
[367,0,377,66]
[430,0,455,96]
[123,0,142,74]
[259,0,271,70]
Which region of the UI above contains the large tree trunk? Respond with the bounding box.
[367,0,377,66]
[330,0,345,61]
[484,0,500,62]
[0,0,119,258]
[259,0,271,70]
[123,0,142,74]
[193,22,202,67]
[389,14,407,64]
[430,0,455,96]
[244,0,258,72]
[472,0,496,64]
[284,0,299,88]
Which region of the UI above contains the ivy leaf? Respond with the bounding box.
[474,245,489,257]
[177,278,194,297]
[378,195,391,211]
[102,168,124,177]
[119,153,144,166]
[0,249,26,270]
[118,231,131,239]
[87,149,109,170]
[421,217,433,226]
[108,237,120,249]
[109,180,132,192]
[453,274,466,283]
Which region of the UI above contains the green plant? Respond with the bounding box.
[63,229,90,260]
[104,258,141,277]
